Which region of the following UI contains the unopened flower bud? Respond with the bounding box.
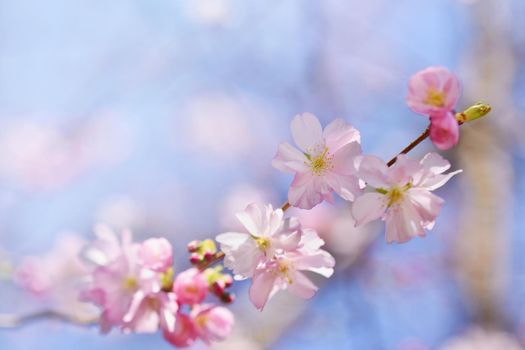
[187,240,200,253]
[456,102,492,123]
[189,253,202,265]
[220,292,235,304]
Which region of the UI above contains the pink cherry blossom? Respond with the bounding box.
[352,153,461,244]
[406,66,461,116]
[272,113,362,209]
[172,268,208,305]
[122,290,178,333]
[138,238,173,272]
[249,229,335,310]
[80,228,159,332]
[192,305,234,344]
[216,203,301,279]
[429,112,460,150]
[163,313,198,348]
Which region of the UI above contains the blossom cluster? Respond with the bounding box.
[217,203,335,310]
[406,66,462,150]
[8,66,491,348]
[80,225,234,348]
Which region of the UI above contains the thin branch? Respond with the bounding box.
[0,310,99,329]
[386,126,430,166]
[197,251,226,271]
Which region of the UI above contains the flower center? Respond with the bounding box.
[254,237,271,251]
[387,186,404,206]
[377,183,412,207]
[277,260,293,284]
[425,88,446,107]
[123,276,138,290]
[305,147,333,176]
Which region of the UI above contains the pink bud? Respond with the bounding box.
[429,112,460,150]
[212,281,225,295]
[138,238,173,272]
[187,240,200,252]
[189,253,202,265]
[173,268,208,305]
[222,275,233,288]
[220,292,235,304]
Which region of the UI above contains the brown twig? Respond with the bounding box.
[0,310,99,329]
[197,251,225,271]
[386,126,431,167]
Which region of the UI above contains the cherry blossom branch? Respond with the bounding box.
[0,310,99,329]
[278,102,491,211]
[386,103,491,166]
[386,126,430,167]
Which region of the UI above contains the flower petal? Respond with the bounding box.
[355,155,390,188]
[322,118,360,152]
[249,269,277,310]
[272,142,309,173]
[288,173,324,209]
[287,271,318,299]
[352,192,387,226]
[291,113,323,152]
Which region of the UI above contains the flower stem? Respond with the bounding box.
[197,251,225,271]
[0,310,98,329]
[386,126,430,167]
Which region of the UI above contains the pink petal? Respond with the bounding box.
[408,188,444,228]
[287,271,318,299]
[389,154,423,184]
[288,173,323,209]
[324,172,361,202]
[384,200,424,244]
[291,113,323,152]
[355,155,390,188]
[249,269,277,310]
[331,142,362,175]
[293,251,335,278]
[419,152,451,174]
[235,203,264,236]
[352,192,387,226]
[272,142,309,173]
[322,118,361,152]
[429,112,460,150]
[419,169,462,191]
[163,314,197,348]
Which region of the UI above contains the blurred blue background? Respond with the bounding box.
[0,0,524,349]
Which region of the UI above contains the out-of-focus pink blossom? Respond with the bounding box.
[14,234,97,318]
[123,290,178,333]
[138,238,173,272]
[352,153,461,243]
[272,113,362,209]
[163,313,198,348]
[406,66,461,116]
[216,203,301,279]
[80,228,151,332]
[173,268,208,305]
[192,305,234,344]
[249,229,335,310]
[429,112,460,150]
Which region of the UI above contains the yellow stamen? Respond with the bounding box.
[123,277,138,290]
[384,183,412,207]
[306,147,333,176]
[425,88,446,107]
[254,237,271,251]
